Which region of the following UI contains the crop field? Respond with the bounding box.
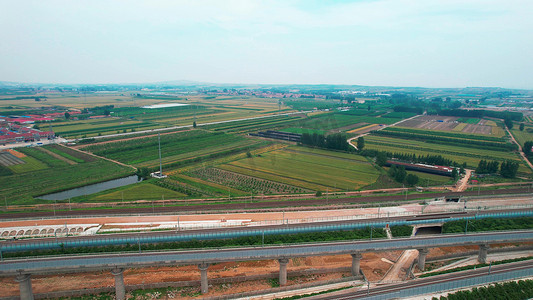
[169,173,248,197]
[511,127,533,146]
[364,135,531,174]
[6,154,49,173]
[0,152,24,166]
[205,114,305,133]
[189,167,309,194]
[457,117,481,124]
[0,155,133,204]
[51,118,160,138]
[81,130,264,168]
[280,127,325,135]
[399,115,498,136]
[218,146,380,191]
[294,113,399,132]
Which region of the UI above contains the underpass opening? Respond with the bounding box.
[415,226,442,235]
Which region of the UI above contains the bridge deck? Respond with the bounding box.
[1,230,532,276]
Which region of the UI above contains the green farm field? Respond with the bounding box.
[82,130,264,168]
[364,135,531,174]
[88,182,187,201]
[7,155,48,173]
[0,156,134,204]
[219,146,380,191]
[292,112,399,133]
[511,128,533,147]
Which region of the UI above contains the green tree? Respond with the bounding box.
[193,121,197,128]
[504,117,514,129]
[376,152,388,167]
[500,160,519,178]
[406,174,419,186]
[137,167,150,179]
[524,141,533,157]
[64,112,70,119]
[451,168,458,179]
[520,123,525,131]
[357,136,365,150]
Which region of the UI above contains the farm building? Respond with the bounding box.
[249,130,302,142]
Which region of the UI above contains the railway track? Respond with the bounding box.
[315,260,533,299]
[1,187,530,220]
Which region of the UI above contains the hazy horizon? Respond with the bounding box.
[1,1,532,89]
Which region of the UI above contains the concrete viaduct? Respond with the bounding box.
[2,230,533,300]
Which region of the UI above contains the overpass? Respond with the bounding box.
[2,230,533,299]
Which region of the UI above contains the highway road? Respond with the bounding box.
[312,259,533,299]
[1,230,532,276]
[2,188,531,220]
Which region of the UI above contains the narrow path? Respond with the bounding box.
[347,114,421,150]
[67,146,137,170]
[505,125,533,171]
[451,169,472,192]
[381,249,418,282]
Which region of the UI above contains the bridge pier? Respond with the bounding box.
[417,248,429,271]
[478,244,489,264]
[111,268,126,300]
[278,258,290,286]
[198,263,209,294]
[15,274,34,300]
[351,253,363,276]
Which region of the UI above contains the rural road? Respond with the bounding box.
[505,125,533,171]
[347,114,420,150]
[452,169,472,192]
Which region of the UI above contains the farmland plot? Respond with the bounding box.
[398,115,504,136]
[189,168,308,194]
[364,135,530,174]
[82,130,262,168]
[220,146,380,191]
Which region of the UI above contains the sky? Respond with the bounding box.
[1,0,532,89]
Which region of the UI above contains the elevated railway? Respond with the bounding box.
[2,230,533,299]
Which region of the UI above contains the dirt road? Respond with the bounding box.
[505,125,533,171]
[348,114,421,150]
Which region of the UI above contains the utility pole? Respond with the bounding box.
[158,133,163,176]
